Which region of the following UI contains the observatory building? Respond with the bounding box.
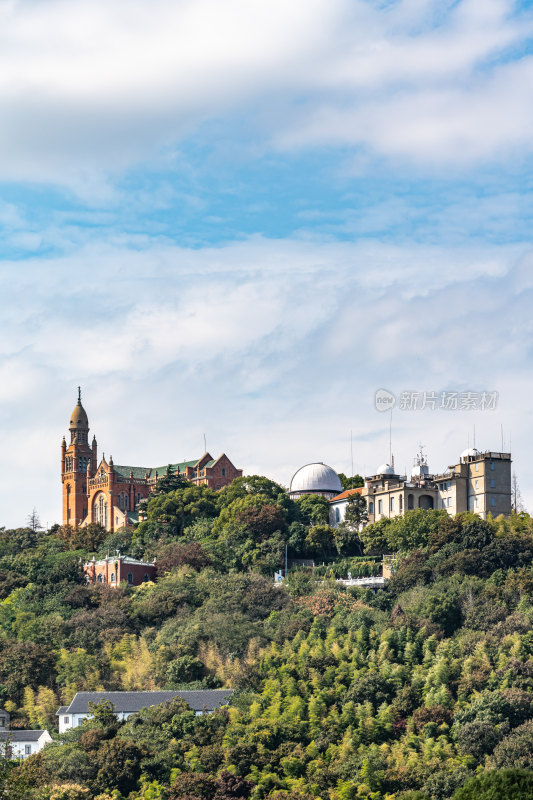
[289,462,343,500]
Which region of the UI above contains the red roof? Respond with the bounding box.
[330,487,363,502]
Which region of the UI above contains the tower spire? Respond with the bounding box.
[78,386,82,404]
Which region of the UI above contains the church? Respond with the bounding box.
[61,391,242,532]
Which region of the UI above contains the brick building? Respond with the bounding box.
[84,554,156,586]
[61,390,243,532]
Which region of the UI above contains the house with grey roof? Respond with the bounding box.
[57,689,233,733]
[0,729,52,759]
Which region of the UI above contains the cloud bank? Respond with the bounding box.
[0,0,531,189]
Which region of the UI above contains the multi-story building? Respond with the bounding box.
[330,448,512,525]
[61,391,243,531]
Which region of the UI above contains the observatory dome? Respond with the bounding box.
[289,462,342,500]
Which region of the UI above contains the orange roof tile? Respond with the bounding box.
[329,487,363,502]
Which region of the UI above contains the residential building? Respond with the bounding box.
[61,390,243,531]
[329,488,363,526]
[57,689,233,733]
[0,730,52,759]
[84,554,157,586]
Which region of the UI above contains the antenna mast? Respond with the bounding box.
[389,409,392,465]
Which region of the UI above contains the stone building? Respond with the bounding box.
[329,447,512,526]
[61,391,242,532]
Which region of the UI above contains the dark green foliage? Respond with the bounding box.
[296,495,330,526]
[452,769,533,800]
[1,479,533,799]
[338,473,364,490]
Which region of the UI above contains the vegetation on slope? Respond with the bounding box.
[0,475,533,799]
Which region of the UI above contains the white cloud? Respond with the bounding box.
[0,235,531,527]
[0,0,530,190]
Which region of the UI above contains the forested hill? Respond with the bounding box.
[2,474,533,800]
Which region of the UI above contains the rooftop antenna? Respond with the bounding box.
[501,424,504,452]
[389,408,393,465]
[473,424,476,450]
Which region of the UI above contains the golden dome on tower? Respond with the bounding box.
[69,388,89,429]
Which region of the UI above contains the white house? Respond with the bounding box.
[329,488,363,527]
[0,730,52,759]
[57,690,233,733]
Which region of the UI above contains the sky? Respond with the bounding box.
[0,0,533,528]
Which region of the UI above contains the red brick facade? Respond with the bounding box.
[61,393,243,532]
[84,555,156,587]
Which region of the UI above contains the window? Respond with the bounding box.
[97,574,103,583]
[447,497,452,507]
[475,480,479,489]
[64,717,69,725]
[390,497,395,512]
[94,493,107,527]
[222,468,226,477]
[475,463,479,471]
[399,495,403,511]
[128,573,133,584]
[25,745,31,755]
[491,497,496,507]
[490,461,495,470]
[442,500,446,509]
[110,573,115,583]
[378,499,383,515]
[369,501,374,514]
[491,478,495,488]
[144,573,150,582]
[335,507,340,523]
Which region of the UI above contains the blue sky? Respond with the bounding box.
[0,0,533,526]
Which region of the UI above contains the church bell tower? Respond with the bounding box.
[61,388,95,527]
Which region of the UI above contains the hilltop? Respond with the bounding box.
[0,475,533,799]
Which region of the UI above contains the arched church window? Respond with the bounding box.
[128,573,133,584]
[97,574,103,583]
[94,494,107,527]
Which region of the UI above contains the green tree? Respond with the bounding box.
[338,473,364,490]
[453,769,533,800]
[296,495,330,527]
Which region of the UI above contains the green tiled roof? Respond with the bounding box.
[153,460,200,474]
[114,460,201,480]
[114,465,153,479]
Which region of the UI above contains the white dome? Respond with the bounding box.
[460,447,479,461]
[376,463,395,476]
[289,462,342,496]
